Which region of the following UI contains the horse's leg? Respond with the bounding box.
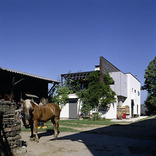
[53,117,59,138]
[30,119,34,140]
[51,118,55,137]
[34,120,39,142]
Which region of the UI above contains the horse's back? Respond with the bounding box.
[44,103,60,117]
[31,102,60,122]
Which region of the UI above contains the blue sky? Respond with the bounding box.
[0,0,155,103]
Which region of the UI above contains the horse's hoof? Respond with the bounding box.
[35,138,39,142]
[53,134,58,139]
[30,137,35,141]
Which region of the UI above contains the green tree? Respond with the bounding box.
[77,71,116,114]
[142,56,156,115]
[55,86,73,105]
[76,89,92,114]
[55,78,74,106]
[48,79,73,105]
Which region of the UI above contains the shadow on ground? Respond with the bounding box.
[38,117,156,156]
[38,129,55,139]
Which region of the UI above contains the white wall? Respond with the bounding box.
[60,103,69,118]
[102,102,117,119]
[110,71,127,97]
[60,94,79,119]
[124,73,141,117]
[104,72,140,119]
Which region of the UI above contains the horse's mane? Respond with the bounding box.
[25,99,38,108]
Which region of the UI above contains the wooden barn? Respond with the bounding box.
[0,67,59,103]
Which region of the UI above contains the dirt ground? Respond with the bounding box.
[19,117,156,156]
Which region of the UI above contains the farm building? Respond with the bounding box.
[60,56,141,119]
[0,67,59,103]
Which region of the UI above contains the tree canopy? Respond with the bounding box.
[77,71,116,114]
[142,56,156,115]
[50,71,116,114]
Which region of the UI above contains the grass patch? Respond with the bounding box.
[21,119,119,132]
[21,125,79,132]
[60,119,116,126]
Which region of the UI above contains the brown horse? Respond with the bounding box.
[22,99,60,142]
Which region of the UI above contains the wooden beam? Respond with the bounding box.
[14,78,25,86]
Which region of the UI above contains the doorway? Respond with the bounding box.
[131,100,134,117]
[69,100,78,119]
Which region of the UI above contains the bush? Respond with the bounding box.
[90,112,106,121]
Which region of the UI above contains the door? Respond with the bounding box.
[131,100,134,117]
[69,100,78,119]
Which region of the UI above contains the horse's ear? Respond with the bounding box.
[30,100,37,109]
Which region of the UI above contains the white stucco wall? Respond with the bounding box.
[124,73,141,117]
[110,71,127,97]
[102,102,117,119]
[60,103,69,118]
[103,72,140,119]
[60,94,79,119]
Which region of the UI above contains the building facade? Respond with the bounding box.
[60,57,141,119]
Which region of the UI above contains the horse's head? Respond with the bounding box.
[21,99,33,120]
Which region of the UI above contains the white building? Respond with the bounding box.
[60,57,141,119]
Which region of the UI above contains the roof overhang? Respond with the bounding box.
[0,67,59,83]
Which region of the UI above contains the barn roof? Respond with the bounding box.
[0,67,59,83]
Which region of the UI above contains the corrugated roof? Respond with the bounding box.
[0,67,59,83]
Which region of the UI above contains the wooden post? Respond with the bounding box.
[10,76,15,102]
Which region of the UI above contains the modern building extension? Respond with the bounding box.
[60,57,141,119]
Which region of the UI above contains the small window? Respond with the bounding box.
[138,91,140,96]
[132,88,133,92]
[134,90,136,93]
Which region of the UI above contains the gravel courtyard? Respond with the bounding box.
[20,117,156,156]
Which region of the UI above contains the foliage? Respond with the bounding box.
[55,82,73,105]
[49,72,82,105]
[49,71,116,114]
[142,56,156,115]
[90,112,105,121]
[77,71,116,114]
[77,89,92,114]
[48,78,73,105]
[70,79,81,92]
[56,86,73,105]
[49,76,81,106]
